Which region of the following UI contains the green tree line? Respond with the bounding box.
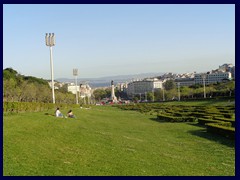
[132,79,235,102]
[3,68,76,104]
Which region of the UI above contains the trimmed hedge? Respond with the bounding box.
[206,123,235,139]
[213,117,235,127]
[198,118,223,125]
[157,114,196,122]
[3,102,79,114]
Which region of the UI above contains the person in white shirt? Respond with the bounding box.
[55,107,64,118]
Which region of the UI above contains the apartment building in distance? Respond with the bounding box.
[219,63,235,79]
[194,71,232,85]
[67,83,80,94]
[79,83,92,98]
[126,78,164,98]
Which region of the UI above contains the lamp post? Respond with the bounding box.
[152,89,154,102]
[163,88,165,101]
[177,82,181,101]
[73,69,79,104]
[201,74,207,98]
[45,33,56,104]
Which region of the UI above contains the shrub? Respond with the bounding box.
[3,102,79,114]
[213,117,235,127]
[197,118,222,125]
[206,123,235,139]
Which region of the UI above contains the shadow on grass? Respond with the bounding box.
[149,117,235,148]
[187,124,235,148]
[188,129,235,148]
[44,113,55,117]
[149,117,169,123]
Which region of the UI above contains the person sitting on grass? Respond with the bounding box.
[55,107,64,118]
[67,110,75,118]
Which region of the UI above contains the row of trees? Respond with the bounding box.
[3,68,235,104]
[3,68,77,104]
[93,79,235,103]
[92,88,128,102]
[132,79,235,102]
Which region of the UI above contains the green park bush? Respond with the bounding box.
[198,118,222,125]
[213,117,235,127]
[3,102,79,114]
[206,123,235,139]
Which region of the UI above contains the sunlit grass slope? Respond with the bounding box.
[3,106,235,176]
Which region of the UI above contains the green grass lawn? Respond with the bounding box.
[3,105,235,176]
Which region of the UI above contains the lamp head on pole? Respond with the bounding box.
[45,33,55,47]
[73,69,78,76]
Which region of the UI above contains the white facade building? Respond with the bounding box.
[68,84,80,94]
[174,78,195,87]
[126,78,163,97]
[194,72,232,85]
[79,83,92,98]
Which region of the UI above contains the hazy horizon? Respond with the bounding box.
[3,4,235,79]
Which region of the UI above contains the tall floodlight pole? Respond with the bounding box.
[45,33,56,104]
[163,88,165,101]
[201,74,207,98]
[152,89,154,102]
[178,82,181,101]
[73,69,79,104]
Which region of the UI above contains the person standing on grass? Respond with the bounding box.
[55,107,64,118]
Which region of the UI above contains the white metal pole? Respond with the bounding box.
[50,46,55,104]
[152,89,154,102]
[203,78,206,98]
[75,76,78,104]
[178,82,180,101]
[163,88,165,101]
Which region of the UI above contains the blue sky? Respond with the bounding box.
[3,4,235,79]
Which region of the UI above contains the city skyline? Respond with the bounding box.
[3,4,235,79]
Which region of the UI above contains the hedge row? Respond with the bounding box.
[206,123,235,139]
[3,102,79,114]
[198,118,230,126]
[157,114,196,122]
[213,117,235,127]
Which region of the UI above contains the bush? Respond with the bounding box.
[3,102,79,114]
[213,117,235,127]
[206,123,235,139]
[198,118,222,125]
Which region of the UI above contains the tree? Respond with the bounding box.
[147,92,154,101]
[163,80,176,91]
[93,89,107,101]
[3,78,17,101]
[153,89,161,101]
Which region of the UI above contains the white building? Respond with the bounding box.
[68,84,80,94]
[218,63,235,79]
[79,83,92,98]
[194,72,232,85]
[174,78,195,87]
[126,78,164,97]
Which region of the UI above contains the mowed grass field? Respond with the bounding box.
[3,105,235,176]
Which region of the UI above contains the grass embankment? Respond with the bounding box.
[3,105,235,176]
